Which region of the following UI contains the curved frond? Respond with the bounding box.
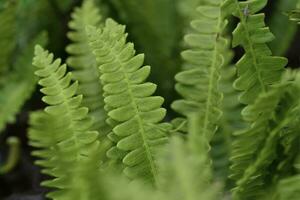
[30,45,102,200]
[222,0,288,105]
[66,0,109,137]
[230,80,300,199]
[88,19,171,183]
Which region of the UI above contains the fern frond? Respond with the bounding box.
[0,0,16,75]
[211,65,241,183]
[110,0,180,105]
[158,114,220,200]
[172,0,228,141]
[66,0,110,138]
[30,45,102,200]
[230,80,300,199]
[222,0,288,105]
[0,33,47,132]
[88,19,171,183]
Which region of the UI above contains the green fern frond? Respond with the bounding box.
[211,45,243,183]
[230,80,300,199]
[0,32,47,132]
[158,114,220,200]
[88,19,171,183]
[222,0,288,105]
[66,0,110,138]
[110,0,180,105]
[0,0,17,75]
[30,45,102,200]
[172,0,229,142]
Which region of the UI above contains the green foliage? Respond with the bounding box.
[172,0,227,142]
[230,81,300,199]
[66,0,110,138]
[222,0,288,105]
[30,45,102,200]
[110,0,181,106]
[0,0,300,199]
[88,19,171,183]
[159,114,220,200]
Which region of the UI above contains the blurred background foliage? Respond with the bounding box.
[0,0,299,199]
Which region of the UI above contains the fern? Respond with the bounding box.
[0,0,16,76]
[110,0,180,105]
[159,114,219,200]
[230,79,300,199]
[30,45,102,200]
[88,19,171,183]
[172,0,228,142]
[211,60,243,183]
[222,0,288,106]
[66,0,110,138]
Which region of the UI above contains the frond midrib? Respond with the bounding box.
[202,4,224,140]
[113,54,159,183]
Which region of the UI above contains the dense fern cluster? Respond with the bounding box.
[0,0,300,199]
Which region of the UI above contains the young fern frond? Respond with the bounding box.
[0,33,47,132]
[88,19,171,183]
[222,0,288,105]
[30,46,102,200]
[172,0,228,141]
[0,0,16,75]
[66,0,109,137]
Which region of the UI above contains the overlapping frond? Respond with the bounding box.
[30,45,102,200]
[0,33,47,132]
[66,0,109,137]
[0,0,16,75]
[88,19,171,183]
[222,0,288,105]
[229,79,300,199]
[172,0,228,141]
